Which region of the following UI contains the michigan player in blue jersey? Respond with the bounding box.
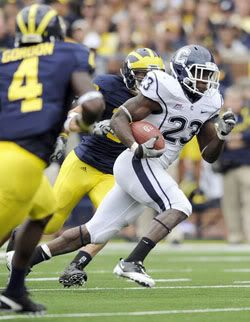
[0,4,104,313]
[9,48,165,287]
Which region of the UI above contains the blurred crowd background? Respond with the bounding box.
[1,0,250,244]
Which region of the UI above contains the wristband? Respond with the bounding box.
[130,142,139,152]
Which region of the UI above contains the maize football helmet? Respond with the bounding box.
[170,45,220,97]
[15,4,65,47]
[121,48,165,92]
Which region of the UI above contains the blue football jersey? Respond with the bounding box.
[75,75,134,174]
[0,41,93,163]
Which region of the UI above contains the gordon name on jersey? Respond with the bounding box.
[140,70,223,168]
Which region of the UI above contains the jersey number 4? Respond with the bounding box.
[8,57,43,113]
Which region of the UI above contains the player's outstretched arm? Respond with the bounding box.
[197,111,236,163]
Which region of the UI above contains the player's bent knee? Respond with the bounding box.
[180,199,192,217]
[172,194,192,217]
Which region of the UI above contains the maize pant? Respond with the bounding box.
[0,142,56,241]
[44,150,115,234]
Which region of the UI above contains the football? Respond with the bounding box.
[130,121,165,150]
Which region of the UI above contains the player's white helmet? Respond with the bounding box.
[170,45,220,97]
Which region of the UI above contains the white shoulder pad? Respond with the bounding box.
[203,90,224,119]
[140,70,178,105]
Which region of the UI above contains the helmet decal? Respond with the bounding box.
[15,4,65,47]
[174,47,191,65]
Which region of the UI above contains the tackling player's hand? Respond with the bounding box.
[64,111,83,132]
[50,134,68,162]
[215,111,236,140]
[131,137,166,159]
[90,119,114,136]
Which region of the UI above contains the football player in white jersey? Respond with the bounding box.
[19,45,236,288]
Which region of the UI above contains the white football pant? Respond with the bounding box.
[86,150,192,243]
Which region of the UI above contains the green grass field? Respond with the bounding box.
[1,242,250,322]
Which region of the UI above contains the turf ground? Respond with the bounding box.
[0,242,250,322]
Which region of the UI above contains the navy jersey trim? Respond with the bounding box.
[132,157,166,211]
[146,159,172,208]
[152,71,168,130]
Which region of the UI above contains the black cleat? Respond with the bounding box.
[59,263,87,288]
[0,292,46,314]
[113,258,155,287]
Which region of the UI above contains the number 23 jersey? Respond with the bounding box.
[140,70,223,168]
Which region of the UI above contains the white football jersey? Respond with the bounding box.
[140,70,223,168]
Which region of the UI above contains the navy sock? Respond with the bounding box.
[30,246,50,267]
[125,237,156,263]
[71,251,92,270]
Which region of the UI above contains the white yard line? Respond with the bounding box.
[149,268,193,273]
[168,256,250,262]
[154,278,191,282]
[224,269,250,272]
[0,307,250,320]
[26,278,58,282]
[3,267,250,277]
[25,277,192,283]
[234,281,250,284]
[0,284,248,292]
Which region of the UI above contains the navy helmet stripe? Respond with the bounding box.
[132,157,166,211]
[146,159,172,208]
